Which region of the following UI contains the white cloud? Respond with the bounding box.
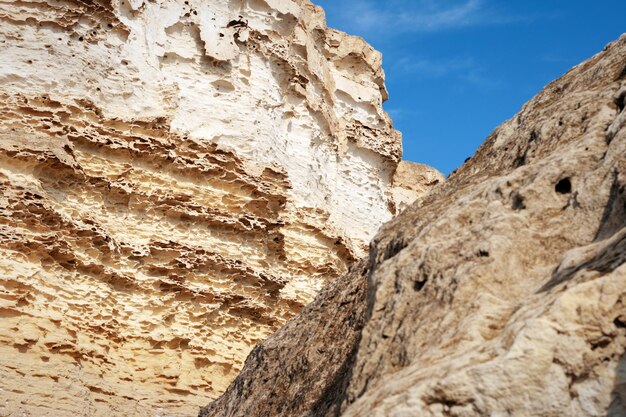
[324,0,519,37]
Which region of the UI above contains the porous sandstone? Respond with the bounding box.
[0,1,440,415]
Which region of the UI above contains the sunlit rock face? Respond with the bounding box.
[0,0,440,415]
[201,35,626,417]
[392,161,446,212]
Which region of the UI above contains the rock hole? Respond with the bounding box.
[615,90,626,112]
[512,193,526,211]
[211,79,235,93]
[590,338,611,351]
[219,33,224,38]
[78,36,84,42]
[513,152,527,168]
[614,317,626,329]
[555,178,572,194]
[478,250,490,257]
[228,19,247,28]
[414,279,427,292]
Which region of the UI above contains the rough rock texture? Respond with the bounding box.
[392,161,446,212]
[0,1,440,416]
[202,35,626,417]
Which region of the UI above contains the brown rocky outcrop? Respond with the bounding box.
[202,34,626,417]
[0,1,441,416]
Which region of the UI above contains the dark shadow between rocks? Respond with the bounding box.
[306,343,360,417]
[538,230,626,293]
[539,165,626,293]
[596,170,626,242]
[608,352,626,416]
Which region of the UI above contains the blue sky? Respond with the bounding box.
[313,0,626,175]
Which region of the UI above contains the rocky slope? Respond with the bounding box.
[0,1,440,416]
[202,34,626,417]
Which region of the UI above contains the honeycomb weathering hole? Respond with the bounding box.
[555,178,572,194]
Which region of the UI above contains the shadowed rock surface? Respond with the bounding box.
[202,34,626,417]
[200,259,368,417]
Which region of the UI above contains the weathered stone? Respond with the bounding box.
[203,34,626,417]
[0,1,435,416]
[392,161,446,212]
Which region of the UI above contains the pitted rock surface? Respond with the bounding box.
[0,1,441,415]
[202,34,626,417]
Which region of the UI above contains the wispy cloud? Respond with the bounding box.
[393,56,502,89]
[326,0,525,37]
[394,56,475,77]
[385,107,422,122]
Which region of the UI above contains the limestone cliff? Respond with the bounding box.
[202,35,626,417]
[0,1,440,416]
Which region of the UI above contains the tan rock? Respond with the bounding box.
[0,1,425,416]
[392,161,445,212]
[202,34,626,417]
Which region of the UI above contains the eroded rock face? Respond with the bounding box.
[202,35,626,417]
[392,161,446,212]
[0,1,436,415]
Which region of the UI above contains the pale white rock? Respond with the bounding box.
[0,0,438,416]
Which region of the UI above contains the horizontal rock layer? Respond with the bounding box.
[0,0,440,415]
[202,34,626,417]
